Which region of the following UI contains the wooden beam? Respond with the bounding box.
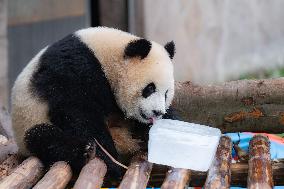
[33,161,72,189]
[0,154,22,180]
[204,136,232,189]
[0,156,44,189]
[247,135,273,189]
[148,158,284,187]
[73,158,107,189]
[161,168,190,189]
[174,78,284,133]
[118,153,152,189]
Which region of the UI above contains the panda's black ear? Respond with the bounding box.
[164,41,175,59]
[124,39,152,59]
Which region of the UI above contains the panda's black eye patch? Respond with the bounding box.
[142,83,156,98]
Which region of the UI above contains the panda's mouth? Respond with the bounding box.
[139,109,155,124]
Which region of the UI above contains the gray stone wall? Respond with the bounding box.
[8,0,89,93]
[0,0,8,106]
[140,0,284,83]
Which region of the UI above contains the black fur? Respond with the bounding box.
[124,39,152,59]
[25,124,92,172]
[27,34,123,177]
[164,41,175,59]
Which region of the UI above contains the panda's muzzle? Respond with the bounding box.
[140,109,164,121]
[140,110,149,120]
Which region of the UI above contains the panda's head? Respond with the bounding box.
[115,39,175,124]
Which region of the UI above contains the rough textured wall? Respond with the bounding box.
[8,0,88,93]
[143,0,284,83]
[0,0,8,106]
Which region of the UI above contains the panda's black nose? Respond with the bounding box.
[152,110,164,117]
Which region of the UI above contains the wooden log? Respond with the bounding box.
[0,154,22,180]
[73,158,107,189]
[0,156,44,189]
[173,78,284,133]
[148,158,284,187]
[247,135,273,189]
[161,168,190,189]
[33,161,72,189]
[118,153,152,189]
[272,158,284,187]
[204,136,232,189]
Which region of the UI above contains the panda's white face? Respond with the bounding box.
[137,80,175,123]
[115,41,175,124]
[120,71,175,124]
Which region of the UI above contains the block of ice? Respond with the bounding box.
[148,119,221,171]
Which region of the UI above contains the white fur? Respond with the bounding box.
[11,47,50,155]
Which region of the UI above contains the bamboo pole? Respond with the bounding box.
[204,136,232,189]
[0,154,22,180]
[118,153,152,189]
[247,135,273,189]
[33,161,72,189]
[161,168,190,189]
[73,158,107,189]
[0,156,44,189]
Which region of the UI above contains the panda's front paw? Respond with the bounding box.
[84,142,96,160]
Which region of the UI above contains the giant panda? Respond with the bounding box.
[11,27,176,176]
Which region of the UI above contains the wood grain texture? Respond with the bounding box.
[118,153,152,189]
[204,136,232,189]
[247,135,273,189]
[0,154,22,180]
[0,156,44,189]
[148,158,284,187]
[161,168,190,189]
[174,78,284,133]
[73,158,107,189]
[33,161,72,189]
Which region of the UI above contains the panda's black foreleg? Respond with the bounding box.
[24,123,92,172]
[65,117,123,178]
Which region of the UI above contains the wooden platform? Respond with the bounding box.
[0,134,283,189]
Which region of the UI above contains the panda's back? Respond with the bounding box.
[11,47,50,155]
[11,28,129,156]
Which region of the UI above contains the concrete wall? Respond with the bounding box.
[8,0,89,92]
[137,0,284,83]
[0,0,8,106]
